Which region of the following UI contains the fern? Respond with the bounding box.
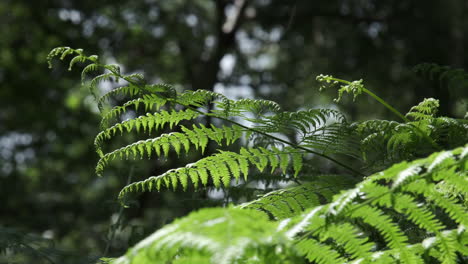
[107,146,467,264]
[405,98,440,121]
[118,146,303,198]
[239,174,358,220]
[48,47,468,264]
[109,208,300,264]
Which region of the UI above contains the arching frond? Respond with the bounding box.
[94,108,201,155]
[239,175,357,220]
[99,94,168,128]
[96,124,246,176]
[109,208,299,264]
[214,98,282,117]
[282,145,467,264]
[97,85,141,110]
[111,146,467,264]
[118,146,303,199]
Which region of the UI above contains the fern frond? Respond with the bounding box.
[177,89,228,108]
[81,63,100,84]
[214,98,282,117]
[240,175,357,220]
[105,139,466,264]
[96,124,245,176]
[118,146,303,198]
[123,73,145,84]
[255,108,345,133]
[282,145,467,263]
[405,98,440,121]
[110,208,297,264]
[68,55,88,71]
[88,72,115,96]
[99,94,167,128]
[47,47,81,68]
[352,116,467,172]
[295,238,346,264]
[94,108,201,155]
[367,228,464,264]
[316,74,365,102]
[97,85,141,109]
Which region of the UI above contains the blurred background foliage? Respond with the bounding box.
[0,0,467,263]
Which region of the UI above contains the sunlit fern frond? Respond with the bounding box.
[48,47,360,197]
[283,145,467,264]
[94,108,201,156]
[108,145,467,264]
[117,146,303,200]
[405,98,440,121]
[109,208,301,264]
[95,123,247,176]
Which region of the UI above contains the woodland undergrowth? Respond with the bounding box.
[46,47,467,264]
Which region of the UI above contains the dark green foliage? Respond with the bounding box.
[47,47,468,264]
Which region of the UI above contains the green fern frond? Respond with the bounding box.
[118,146,303,198]
[81,63,100,84]
[94,108,201,155]
[110,208,298,264]
[177,89,228,108]
[282,145,467,263]
[214,98,282,117]
[255,108,345,133]
[68,55,88,71]
[97,85,141,109]
[99,94,168,128]
[352,116,467,172]
[239,175,357,220]
[123,73,145,84]
[405,98,440,121]
[346,228,463,264]
[295,238,346,264]
[88,72,115,96]
[47,47,82,68]
[96,124,245,176]
[316,74,365,102]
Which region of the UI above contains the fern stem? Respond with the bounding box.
[362,89,410,122]
[363,89,442,150]
[104,166,134,256]
[329,77,409,122]
[329,77,442,150]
